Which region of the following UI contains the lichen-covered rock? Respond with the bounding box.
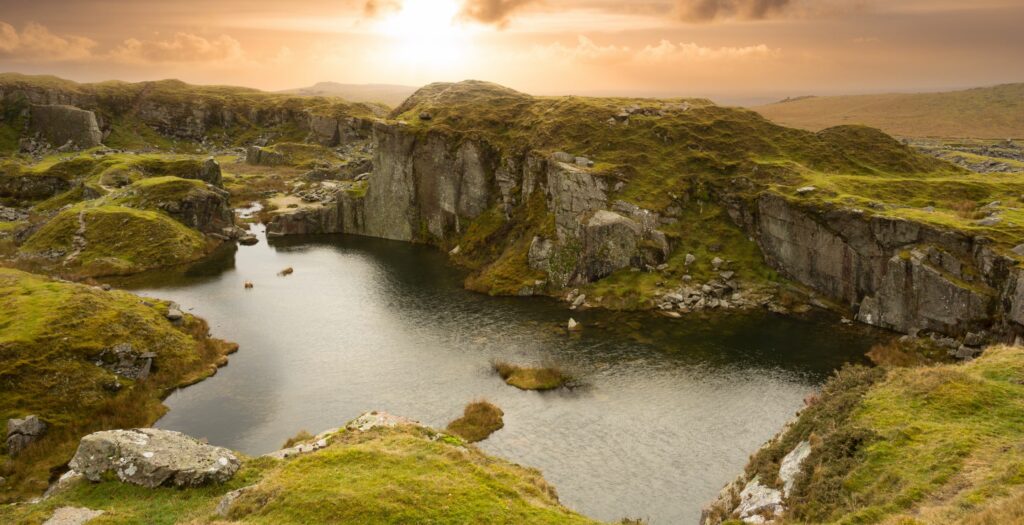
[735,477,783,523]
[582,210,641,280]
[345,411,421,432]
[245,145,288,166]
[69,428,240,488]
[778,440,812,497]
[857,251,995,335]
[28,104,102,149]
[6,415,47,456]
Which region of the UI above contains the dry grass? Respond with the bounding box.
[446,400,504,443]
[493,361,571,391]
[281,430,314,449]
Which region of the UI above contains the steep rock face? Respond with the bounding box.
[727,192,1018,339]
[27,105,102,149]
[265,193,367,237]
[364,123,496,241]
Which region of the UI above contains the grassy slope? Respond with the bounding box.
[19,205,208,278]
[0,268,235,501]
[754,84,1024,139]
[743,346,1024,525]
[0,425,600,525]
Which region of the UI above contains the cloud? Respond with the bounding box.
[0,21,97,61]
[675,0,791,21]
[636,40,779,61]
[109,33,245,64]
[530,35,631,63]
[459,0,541,26]
[363,0,401,18]
[530,35,778,66]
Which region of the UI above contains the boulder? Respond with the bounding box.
[245,146,288,166]
[68,428,240,488]
[28,105,102,149]
[198,158,223,187]
[6,415,47,456]
[582,210,642,280]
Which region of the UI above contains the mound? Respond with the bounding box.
[19,205,209,277]
[0,268,235,500]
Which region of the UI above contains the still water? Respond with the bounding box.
[117,226,879,524]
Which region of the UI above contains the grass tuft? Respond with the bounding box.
[446,401,505,443]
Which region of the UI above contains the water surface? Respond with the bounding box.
[117,226,879,524]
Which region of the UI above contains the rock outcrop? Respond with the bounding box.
[6,415,47,456]
[68,428,240,488]
[28,104,103,149]
[726,192,1020,342]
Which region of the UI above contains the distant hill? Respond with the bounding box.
[280,82,419,107]
[753,83,1024,139]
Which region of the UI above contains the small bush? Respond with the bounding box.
[446,401,504,443]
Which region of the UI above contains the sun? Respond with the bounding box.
[374,0,473,70]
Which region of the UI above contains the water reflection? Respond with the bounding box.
[115,227,879,524]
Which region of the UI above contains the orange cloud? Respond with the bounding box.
[110,33,246,64]
[459,0,541,26]
[0,21,96,61]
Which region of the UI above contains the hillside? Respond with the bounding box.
[753,83,1024,139]
[0,268,236,500]
[0,417,600,525]
[280,82,418,107]
[703,345,1024,524]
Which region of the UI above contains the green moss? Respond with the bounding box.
[19,205,209,277]
[746,346,1024,524]
[100,176,207,209]
[0,425,597,524]
[0,268,234,501]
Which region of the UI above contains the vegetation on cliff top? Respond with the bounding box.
[0,424,599,524]
[391,81,957,211]
[754,83,1024,139]
[0,268,234,501]
[742,345,1024,524]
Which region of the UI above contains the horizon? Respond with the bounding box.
[1,0,1023,106]
[2,70,1021,108]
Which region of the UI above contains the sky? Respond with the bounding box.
[0,0,1022,104]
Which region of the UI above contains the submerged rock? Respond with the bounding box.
[69,428,240,488]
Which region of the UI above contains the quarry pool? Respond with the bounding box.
[116,226,879,524]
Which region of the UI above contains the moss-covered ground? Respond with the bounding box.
[446,401,505,443]
[742,345,1024,524]
[0,268,236,502]
[0,425,599,525]
[18,205,209,278]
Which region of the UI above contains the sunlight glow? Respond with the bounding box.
[374,0,472,70]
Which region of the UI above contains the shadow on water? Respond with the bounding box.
[114,228,885,524]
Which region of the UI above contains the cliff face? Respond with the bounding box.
[0,74,383,151]
[726,192,1020,340]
